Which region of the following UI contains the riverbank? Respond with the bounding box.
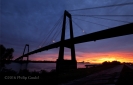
[0,64,118,85]
[4,62,87,72]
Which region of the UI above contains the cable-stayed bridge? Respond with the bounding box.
[14,2,133,71]
[15,22,133,60]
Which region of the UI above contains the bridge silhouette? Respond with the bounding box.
[15,3,133,71]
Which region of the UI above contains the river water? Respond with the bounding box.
[5,63,88,72]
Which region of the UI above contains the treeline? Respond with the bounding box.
[0,44,14,61]
[6,60,56,63]
[0,44,14,68]
[102,60,121,65]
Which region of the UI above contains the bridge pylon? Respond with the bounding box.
[18,44,29,71]
[22,44,29,61]
[56,10,77,71]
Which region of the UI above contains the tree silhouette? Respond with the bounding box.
[3,48,14,60]
[102,60,121,65]
[0,44,6,60]
[0,44,14,69]
[0,44,14,61]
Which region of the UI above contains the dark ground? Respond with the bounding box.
[0,64,133,85]
[116,65,133,85]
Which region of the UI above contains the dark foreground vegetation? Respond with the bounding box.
[0,61,122,85]
[1,44,133,85]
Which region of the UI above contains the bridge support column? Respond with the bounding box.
[56,10,77,72]
[22,44,29,62]
[19,44,29,70]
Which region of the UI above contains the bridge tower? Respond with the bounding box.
[22,44,29,61]
[56,10,77,71]
[19,44,29,70]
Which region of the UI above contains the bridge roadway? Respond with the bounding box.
[15,22,133,60]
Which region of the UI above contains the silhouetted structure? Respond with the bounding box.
[56,10,77,71]
[22,44,29,61]
[15,22,133,60]
[15,10,133,71]
[19,44,29,70]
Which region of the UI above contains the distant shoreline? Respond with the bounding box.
[1,60,92,64]
[1,60,56,63]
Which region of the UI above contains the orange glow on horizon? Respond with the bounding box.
[27,51,133,64]
[76,51,133,64]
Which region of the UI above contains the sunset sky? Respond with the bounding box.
[1,0,133,64]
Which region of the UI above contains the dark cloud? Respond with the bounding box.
[1,0,133,60]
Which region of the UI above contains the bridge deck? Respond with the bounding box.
[15,23,133,60]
